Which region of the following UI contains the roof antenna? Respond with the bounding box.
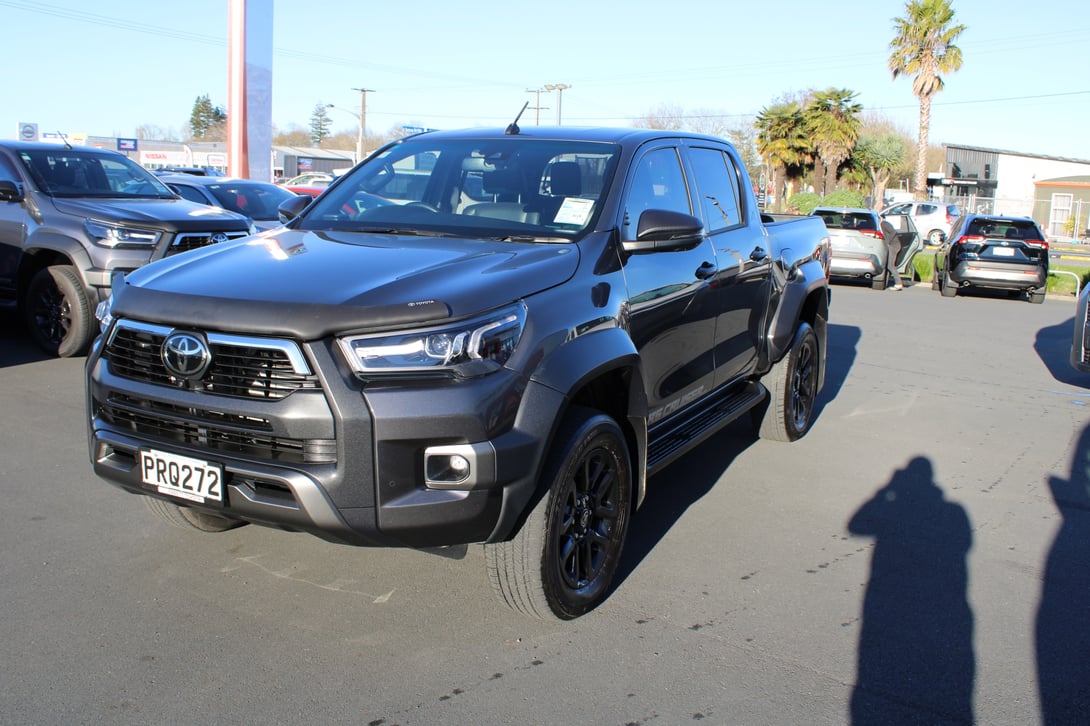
[505,102,529,135]
[58,131,72,150]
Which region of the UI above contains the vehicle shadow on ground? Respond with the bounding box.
[613,322,862,593]
[0,308,50,368]
[1034,316,1090,388]
[847,456,975,723]
[818,323,861,413]
[1036,422,1090,722]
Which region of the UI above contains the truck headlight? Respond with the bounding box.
[85,220,162,248]
[337,303,526,378]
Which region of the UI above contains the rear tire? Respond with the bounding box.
[871,272,887,291]
[928,229,945,246]
[144,497,247,532]
[485,407,632,620]
[940,271,958,297]
[757,322,819,442]
[24,265,94,357]
[1030,289,1046,304]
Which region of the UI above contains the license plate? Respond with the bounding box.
[140,449,223,503]
[992,247,1016,256]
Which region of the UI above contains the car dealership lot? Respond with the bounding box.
[2,285,1089,724]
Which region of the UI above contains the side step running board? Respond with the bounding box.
[646,382,766,474]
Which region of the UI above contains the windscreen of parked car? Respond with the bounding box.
[203,181,299,221]
[297,138,620,242]
[18,149,175,199]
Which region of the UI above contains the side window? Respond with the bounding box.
[170,184,207,205]
[688,147,742,232]
[622,147,690,238]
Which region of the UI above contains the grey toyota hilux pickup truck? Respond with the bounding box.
[87,126,831,619]
[0,140,253,357]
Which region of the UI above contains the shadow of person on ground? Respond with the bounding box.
[1036,423,1090,723]
[1034,316,1090,388]
[848,456,975,724]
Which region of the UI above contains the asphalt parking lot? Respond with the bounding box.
[2,283,1090,725]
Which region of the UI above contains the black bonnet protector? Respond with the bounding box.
[110,282,452,339]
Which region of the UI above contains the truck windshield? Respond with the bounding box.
[297,138,619,242]
[19,149,175,199]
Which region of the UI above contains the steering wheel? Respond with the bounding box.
[403,202,440,213]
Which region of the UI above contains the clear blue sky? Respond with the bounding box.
[3,0,1089,161]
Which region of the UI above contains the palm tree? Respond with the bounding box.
[755,102,808,212]
[804,88,863,197]
[889,0,966,200]
[853,132,909,209]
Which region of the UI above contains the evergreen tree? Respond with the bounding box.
[310,103,332,146]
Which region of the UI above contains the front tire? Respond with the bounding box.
[144,497,247,532]
[757,322,819,442]
[24,265,94,357]
[485,407,632,620]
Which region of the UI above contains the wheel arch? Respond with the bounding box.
[529,326,648,507]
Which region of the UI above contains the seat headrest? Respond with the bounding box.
[548,162,581,196]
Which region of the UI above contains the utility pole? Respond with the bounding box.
[351,87,374,160]
[544,83,571,125]
[525,87,549,126]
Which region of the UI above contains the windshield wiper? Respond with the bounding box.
[491,234,569,243]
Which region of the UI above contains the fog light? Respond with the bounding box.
[423,442,496,490]
[426,454,471,484]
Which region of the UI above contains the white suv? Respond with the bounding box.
[881,201,961,246]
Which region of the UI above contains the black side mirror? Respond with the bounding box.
[622,209,704,253]
[278,194,312,223]
[0,179,24,202]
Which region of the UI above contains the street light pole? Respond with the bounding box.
[544,83,570,125]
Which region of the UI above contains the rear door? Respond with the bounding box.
[683,141,771,384]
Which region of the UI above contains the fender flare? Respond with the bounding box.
[766,258,829,363]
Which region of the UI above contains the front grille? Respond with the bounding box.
[100,393,337,464]
[168,229,249,255]
[105,320,319,400]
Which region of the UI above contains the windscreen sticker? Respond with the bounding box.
[553,197,594,226]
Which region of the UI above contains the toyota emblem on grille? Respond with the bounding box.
[162,332,211,379]
[211,232,230,245]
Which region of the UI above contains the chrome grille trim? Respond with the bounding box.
[104,319,317,399]
[167,229,249,255]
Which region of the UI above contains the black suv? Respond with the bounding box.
[933,214,1050,303]
[0,141,252,356]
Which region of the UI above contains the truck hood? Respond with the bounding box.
[112,228,580,338]
[51,197,250,232]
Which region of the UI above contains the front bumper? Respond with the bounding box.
[85,322,551,548]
